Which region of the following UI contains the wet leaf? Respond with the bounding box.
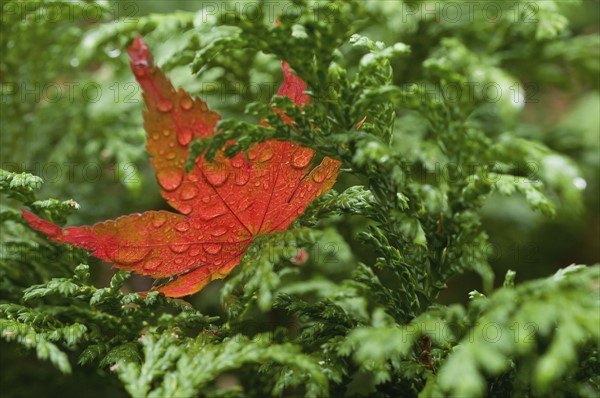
[23,36,340,297]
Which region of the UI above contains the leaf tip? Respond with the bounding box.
[22,209,63,238]
[127,35,153,76]
[278,61,309,107]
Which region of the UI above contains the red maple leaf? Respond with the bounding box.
[23,36,340,297]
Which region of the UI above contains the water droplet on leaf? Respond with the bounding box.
[133,67,146,77]
[311,168,327,183]
[258,148,274,162]
[210,226,227,237]
[180,96,193,110]
[238,199,252,212]
[170,244,190,253]
[178,128,193,146]
[180,185,198,200]
[291,150,312,169]
[157,99,173,112]
[152,213,167,228]
[106,48,121,58]
[197,206,225,221]
[231,157,244,168]
[179,204,193,215]
[156,168,183,191]
[174,222,190,232]
[143,257,162,271]
[234,171,249,186]
[113,246,150,264]
[204,244,222,254]
[205,167,229,187]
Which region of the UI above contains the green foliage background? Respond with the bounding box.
[1,1,598,397]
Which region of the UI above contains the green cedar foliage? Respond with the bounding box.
[1,1,598,397]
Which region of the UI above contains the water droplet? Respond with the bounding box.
[156,168,183,191]
[174,222,190,232]
[166,151,176,160]
[169,142,175,148]
[151,133,159,140]
[133,67,146,77]
[152,212,167,228]
[174,258,184,265]
[180,96,193,110]
[234,171,249,186]
[159,149,165,155]
[197,206,225,221]
[143,257,162,271]
[179,204,193,215]
[178,128,193,146]
[188,173,199,182]
[189,247,201,257]
[210,226,227,237]
[311,169,327,183]
[291,149,312,169]
[201,195,211,203]
[162,129,171,137]
[113,246,150,264]
[188,219,203,231]
[170,244,190,253]
[231,157,244,168]
[205,168,229,187]
[258,148,274,162]
[573,177,587,190]
[180,185,198,200]
[157,99,173,112]
[204,244,222,254]
[238,200,252,212]
[106,48,121,58]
